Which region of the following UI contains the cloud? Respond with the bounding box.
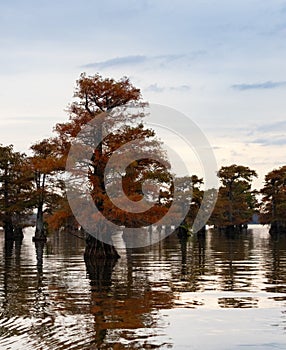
[255,120,286,133]
[251,137,286,146]
[145,83,165,93]
[170,85,191,91]
[231,81,286,91]
[156,54,186,63]
[0,115,60,126]
[251,135,286,146]
[82,52,205,70]
[145,83,191,93]
[83,55,147,69]
[245,120,286,146]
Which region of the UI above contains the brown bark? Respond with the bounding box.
[3,217,14,241]
[84,234,120,259]
[33,204,47,241]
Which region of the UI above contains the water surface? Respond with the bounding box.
[0,225,286,349]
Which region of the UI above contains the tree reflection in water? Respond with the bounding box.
[85,237,174,349]
[0,227,286,349]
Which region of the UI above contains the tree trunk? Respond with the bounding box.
[270,221,286,236]
[35,240,45,274]
[14,226,24,241]
[197,225,206,236]
[3,168,14,241]
[177,223,190,237]
[178,235,187,277]
[85,253,117,291]
[84,233,120,260]
[33,205,47,241]
[3,217,14,241]
[3,217,24,241]
[4,239,14,258]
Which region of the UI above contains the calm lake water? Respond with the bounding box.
[0,225,286,349]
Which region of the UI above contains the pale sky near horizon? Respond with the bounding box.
[1,0,286,189]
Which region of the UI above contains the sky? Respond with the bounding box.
[1,0,286,189]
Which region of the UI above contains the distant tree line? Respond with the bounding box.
[175,164,286,236]
[1,73,285,259]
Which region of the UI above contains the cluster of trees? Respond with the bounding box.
[166,162,286,237]
[0,145,33,240]
[184,163,286,237]
[0,140,65,241]
[1,73,286,259]
[209,165,258,233]
[0,73,173,259]
[260,166,286,234]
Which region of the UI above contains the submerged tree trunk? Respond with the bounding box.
[84,234,120,260]
[178,234,188,277]
[4,239,14,257]
[3,217,24,241]
[33,205,47,241]
[270,221,286,236]
[35,240,45,274]
[13,212,25,241]
[85,252,118,291]
[85,251,118,348]
[219,224,247,235]
[13,226,24,241]
[3,217,14,241]
[177,225,189,237]
[197,225,206,236]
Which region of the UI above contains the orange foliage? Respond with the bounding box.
[50,73,173,233]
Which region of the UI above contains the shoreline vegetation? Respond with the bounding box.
[1,73,285,260]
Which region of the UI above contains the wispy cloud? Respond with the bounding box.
[0,115,59,126]
[232,81,286,91]
[83,55,147,69]
[145,83,191,93]
[170,85,191,91]
[251,137,286,146]
[255,120,286,133]
[145,83,165,93]
[82,52,205,70]
[246,120,286,146]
